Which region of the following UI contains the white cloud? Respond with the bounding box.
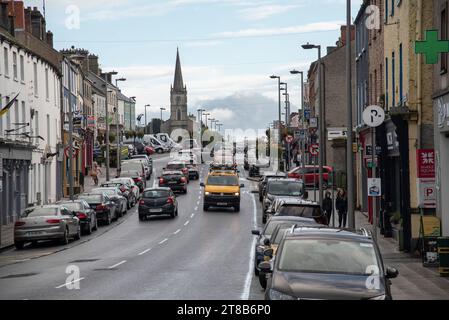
[238,4,301,21]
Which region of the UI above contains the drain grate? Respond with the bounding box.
[69,259,99,263]
[0,273,38,279]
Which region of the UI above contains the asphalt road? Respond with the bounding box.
[0,153,266,300]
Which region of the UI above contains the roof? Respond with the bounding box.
[173,48,185,92]
[208,171,238,176]
[274,198,319,206]
[286,227,372,241]
[117,90,135,103]
[144,187,171,191]
[267,216,320,223]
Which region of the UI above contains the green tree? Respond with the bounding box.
[137,130,144,139]
[109,133,116,144]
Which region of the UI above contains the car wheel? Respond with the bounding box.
[262,213,267,224]
[234,205,240,212]
[170,210,176,219]
[85,223,92,235]
[176,208,179,216]
[60,228,69,245]
[15,241,24,250]
[93,217,98,231]
[203,204,209,211]
[157,149,163,154]
[258,272,267,289]
[184,188,187,194]
[139,215,145,221]
[74,226,81,240]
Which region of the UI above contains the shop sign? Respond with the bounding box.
[417,149,435,178]
[87,116,96,128]
[418,178,436,209]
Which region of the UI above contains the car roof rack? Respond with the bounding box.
[359,227,372,238]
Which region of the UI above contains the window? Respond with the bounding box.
[33,62,38,96]
[35,110,39,144]
[13,52,18,80]
[399,44,403,103]
[47,114,50,145]
[14,100,19,131]
[390,0,394,16]
[45,68,49,100]
[6,98,11,132]
[385,0,388,23]
[392,51,395,107]
[21,101,26,133]
[385,58,389,109]
[441,6,448,73]
[4,48,9,76]
[20,55,24,81]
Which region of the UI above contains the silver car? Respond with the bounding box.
[14,205,81,249]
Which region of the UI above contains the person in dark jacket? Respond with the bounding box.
[322,191,333,225]
[336,188,348,228]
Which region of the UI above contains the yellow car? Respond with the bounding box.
[200,171,244,212]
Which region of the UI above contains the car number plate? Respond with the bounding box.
[217,202,227,206]
[27,231,43,236]
[150,208,163,213]
[168,181,177,185]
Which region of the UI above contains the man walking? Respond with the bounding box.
[322,191,333,226]
[336,188,348,228]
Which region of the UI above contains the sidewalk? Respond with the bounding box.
[82,166,117,194]
[355,211,449,300]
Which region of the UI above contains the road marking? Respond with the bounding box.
[196,200,200,205]
[190,213,195,218]
[184,220,190,226]
[108,260,127,269]
[152,177,157,188]
[173,229,181,235]
[55,277,85,289]
[159,238,168,244]
[241,193,257,300]
[194,206,198,211]
[138,248,152,256]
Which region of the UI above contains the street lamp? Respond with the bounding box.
[103,70,118,181]
[290,69,306,175]
[114,78,126,173]
[115,77,126,88]
[197,108,206,163]
[203,113,210,129]
[144,104,151,134]
[270,75,282,169]
[302,42,324,208]
[160,107,166,122]
[209,118,215,130]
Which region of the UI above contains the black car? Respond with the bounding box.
[186,161,199,180]
[260,227,399,300]
[251,216,320,276]
[78,193,117,225]
[272,198,328,225]
[91,187,128,218]
[58,200,98,235]
[258,172,287,202]
[138,188,178,220]
[158,171,187,193]
[101,181,135,209]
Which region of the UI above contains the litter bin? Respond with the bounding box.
[438,237,449,277]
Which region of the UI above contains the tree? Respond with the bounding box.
[151,118,162,134]
[109,133,116,144]
[137,130,144,139]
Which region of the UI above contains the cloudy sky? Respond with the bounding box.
[27,0,363,131]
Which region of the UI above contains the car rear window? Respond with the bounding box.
[167,163,185,170]
[24,207,58,217]
[143,190,171,198]
[278,205,322,217]
[79,194,103,203]
[60,202,82,211]
[92,188,116,196]
[207,175,238,186]
[162,174,182,180]
[122,163,142,171]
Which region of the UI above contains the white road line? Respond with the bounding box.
[159,238,168,244]
[138,248,152,256]
[174,229,181,235]
[55,277,85,289]
[241,193,257,300]
[152,177,157,188]
[190,213,195,218]
[108,260,127,269]
[196,200,200,205]
[194,206,198,211]
[184,220,190,226]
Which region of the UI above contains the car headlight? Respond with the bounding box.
[368,294,386,300]
[234,192,240,196]
[205,192,210,195]
[269,289,296,300]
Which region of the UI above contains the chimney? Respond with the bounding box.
[30,6,45,40]
[88,54,99,75]
[46,30,53,47]
[24,7,31,33]
[340,25,355,47]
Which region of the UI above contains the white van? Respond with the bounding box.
[143,135,169,154]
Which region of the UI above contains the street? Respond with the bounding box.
[0,155,265,300]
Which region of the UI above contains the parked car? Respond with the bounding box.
[138,187,178,220]
[130,154,153,174]
[163,161,190,183]
[272,198,328,225]
[100,181,135,209]
[121,161,146,180]
[58,200,98,235]
[14,205,81,249]
[109,177,140,201]
[91,187,128,218]
[262,178,305,223]
[186,160,199,180]
[159,170,188,193]
[251,216,320,276]
[287,165,333,189]
[120,170,145,193]
[258,172,287,202]
[260,227,398,300]
[143,134,170,153]
[124,158,151,180]
[77,193,118,225]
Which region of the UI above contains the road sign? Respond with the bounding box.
[362,105,385,127]
[285,135,294,143]
[418,178,436,208]
[368,178,381,197]
[309,117,318,128]
[417,149,435,178]
[64,145,78,159]
[309,144,319,156]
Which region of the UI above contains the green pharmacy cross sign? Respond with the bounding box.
[415,30,449,64]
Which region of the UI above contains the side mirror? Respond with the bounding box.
[303,191,309,199]
[385,266,399,279]
[240,184,245,188]
[162,167,166,170]
[258,261,272,273]
[263,238,271,246]
[200,183,205,187]
[251,229,260,235]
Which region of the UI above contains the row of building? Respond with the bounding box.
[0,2,136,248]
[301,0,448,252]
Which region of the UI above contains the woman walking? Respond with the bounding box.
[336,188,348,228]
[322,191,333,226]
[90,161,102,186]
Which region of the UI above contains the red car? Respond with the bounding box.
[287,165,333,189]
[145,145,155,155]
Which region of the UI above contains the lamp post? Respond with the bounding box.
[197,108,205,163]
[144,104,151,134]
[115,77,126,88]
[203,113,210,129]
[302,42,323,208]
[129,96,136,131]
[115,77,126,174]
[209,118,215,130]
[160,107,166,121]
[103,70,118,182]
[283,91,291,170]
[216,123,223,132]
[270,75,282,171]
[290,69,306,175]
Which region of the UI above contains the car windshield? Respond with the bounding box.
[143,190,171,198]
[264,221,287,236]
[120,171,140,177]
[59,202,82,211]
[267,181,303,196]
[207,175,238,186]
[23,207,58,217]
[278,239,378,276]
[278,205,322,217]
[79,194,103,203]
[122,163,142,171]
[167,163,185,170]
[92,188,117,196]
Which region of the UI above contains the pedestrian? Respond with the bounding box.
[336,188,348,228]
[322,191,333,225]
[91,161,102,186]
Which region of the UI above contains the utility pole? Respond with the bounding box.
[103,71,117,182]
[346,0,355,228]
[144,104,150,134]
[68,60,74,200]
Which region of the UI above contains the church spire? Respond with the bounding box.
[173,47,184,91]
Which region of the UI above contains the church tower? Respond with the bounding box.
[169,48,188,132]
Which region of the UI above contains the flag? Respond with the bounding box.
[0,92,19,118]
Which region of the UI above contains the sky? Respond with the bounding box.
[26,0,363,132]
